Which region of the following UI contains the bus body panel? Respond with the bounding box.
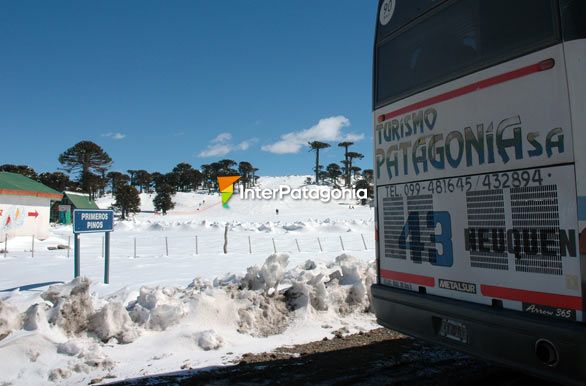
[374,44,574,185]
[371,284,586,386]
[566,40,586,196]
[373,1,586,383]
[564,39,586,306]
[374,43,583,322]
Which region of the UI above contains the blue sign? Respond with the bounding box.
[73,210,114,233]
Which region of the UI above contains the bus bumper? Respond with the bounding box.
[371,284,586,386]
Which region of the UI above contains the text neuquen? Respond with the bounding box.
[240,186,368,203]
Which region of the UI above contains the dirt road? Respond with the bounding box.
[106,328,560,386]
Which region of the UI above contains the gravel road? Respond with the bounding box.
[106,328,561,386]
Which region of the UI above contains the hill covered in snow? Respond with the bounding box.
[96,175,371,223]
[0,175,376,385]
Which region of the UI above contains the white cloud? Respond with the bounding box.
[342,133,365,142]
[238,139,256,151]
[198,144,232,157]
[261,116,363,154]
[212,132,232,143]
[198,134,257,158]
[102,132,126,140]
[261,141,303,154]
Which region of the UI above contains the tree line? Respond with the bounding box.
[2,139,373,219]
[308,140,373,189]
[0,141,260,219]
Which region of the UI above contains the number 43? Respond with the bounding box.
[398,211,454,267]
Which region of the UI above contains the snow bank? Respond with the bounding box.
[23,303,50,332]
[127,287,185,331]
[260,253,288,294]
[0,253,375,385]
[42,277,94,335]
[23,254,374,341]
[89,302,139,343]
[0,299,22,340]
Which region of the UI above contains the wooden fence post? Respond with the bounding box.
[361,233,368,250]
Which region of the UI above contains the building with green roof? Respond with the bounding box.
[52,191,100,224]
[0,172,63,239]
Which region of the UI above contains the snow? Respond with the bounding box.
[0,176,376,385]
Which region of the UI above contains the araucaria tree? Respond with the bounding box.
[346,151,364,185]
[59,141,112,193]
[170,163,202,192]
[114,185,140,220]
[106,171,130,194]
[153,184,175,215]
[238,161,254,191]
[337,141,354,187]
[134,170,153,193]
[0,164,38,180]
[38,171,76,192]
[326,163,342,185]
[308,141,330,184]
[362,169,374,185]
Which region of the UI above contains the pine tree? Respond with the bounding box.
[81,171,106,199]
[337,141,354,187]
[350,166,362,181]
[153,184,175,215]
[308,141,331,184]
[106,171,130,194]
[127,170,138,187]
[326,163,342,185]
[251,168,259,187]
[114,185,140,220]
[134,170,152,193]
[150,172,166,191]
[346,152,364,184]
[0,164,38,180]
[38,172,74,192]
[217,159,238,176]
[238,161,253,191]
[58,141,112,193]
[170,163,202,192]
[362,169,374,185]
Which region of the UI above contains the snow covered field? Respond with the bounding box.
[0,176,377,385]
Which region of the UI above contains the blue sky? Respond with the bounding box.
[0,1,377,177]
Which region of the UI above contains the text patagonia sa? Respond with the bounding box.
[375,109,565,180]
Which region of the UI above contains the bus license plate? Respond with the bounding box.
[438,319,468,344]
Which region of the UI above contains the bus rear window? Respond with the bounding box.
[375,0,559,109]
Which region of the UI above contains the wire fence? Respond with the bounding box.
[1,231,376,259]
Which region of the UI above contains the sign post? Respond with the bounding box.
[74,233,80,277]
[73,209,114,284]
[104,231,110,284]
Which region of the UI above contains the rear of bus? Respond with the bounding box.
[370,1,586,384]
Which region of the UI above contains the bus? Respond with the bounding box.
[371,1,586,384]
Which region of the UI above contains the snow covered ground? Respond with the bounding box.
[0,176,377,385]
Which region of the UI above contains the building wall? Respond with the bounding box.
[0,194,52,239]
